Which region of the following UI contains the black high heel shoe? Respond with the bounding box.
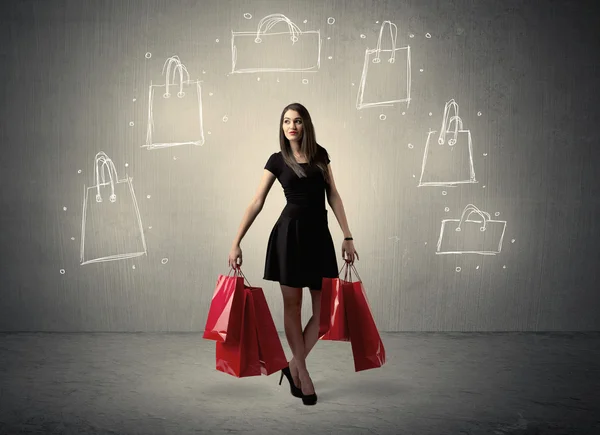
[302,391,317,406]
[299,374,318,405]
[279,366,303,398]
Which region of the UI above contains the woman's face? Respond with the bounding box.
[282,110,303,142]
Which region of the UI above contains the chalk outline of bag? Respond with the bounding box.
[418,99,477,186]
[80,152,147,265]
[144,55,205,150]
[230,13,321,73]
[356,20,411,110]
[436,204,507,255]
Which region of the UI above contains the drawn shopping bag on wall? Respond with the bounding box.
[144,55,205,150]
[356,20,411,110]
[231,13,321,73]
[436,204,507,255]
[419,99,477,186]
[80,152,147,265]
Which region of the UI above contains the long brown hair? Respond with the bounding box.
[278,102,331,185]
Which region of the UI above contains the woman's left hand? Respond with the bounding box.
[341,240,359,264]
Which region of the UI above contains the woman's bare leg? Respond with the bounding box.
[280,285,308,390]
[289,289,321,391]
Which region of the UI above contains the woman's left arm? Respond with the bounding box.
[326,164,359,262]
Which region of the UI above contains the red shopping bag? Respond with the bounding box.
[215,286,262,378]
[342,262,386,372]
[252,287,288,375]
[319,276,350,341]
[203,268,246,344]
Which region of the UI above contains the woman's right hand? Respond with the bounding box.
[228,245,243,269]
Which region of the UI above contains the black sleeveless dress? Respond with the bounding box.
[262,145,339,290]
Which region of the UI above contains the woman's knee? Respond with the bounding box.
[281,285,302,312]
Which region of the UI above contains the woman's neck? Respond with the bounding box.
[289,142,302,156]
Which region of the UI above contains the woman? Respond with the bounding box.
[227,102,358,406]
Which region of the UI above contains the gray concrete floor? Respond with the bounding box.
[0,332,598,435]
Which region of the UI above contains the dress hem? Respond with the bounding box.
[262,274,341,290]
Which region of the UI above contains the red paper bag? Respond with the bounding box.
[342,263,386,372]
[203,268,246,343]
[215,287,262,378]
[251,287,288,375]
[319,277,350,341]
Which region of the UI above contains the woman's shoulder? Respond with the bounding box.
[264,151,283,170]
[316,144,330,162]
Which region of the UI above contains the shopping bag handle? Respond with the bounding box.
[161,55,190,99]
[337,259,363,283]
[93,152,119,203]
[437,99,463,146]
[456,204,491,232]
[254,13,302,44]
[372,21,398,64]
[225,266,253,288]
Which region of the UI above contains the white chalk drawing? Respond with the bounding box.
[80,152,147,265]
[436,204,506,255]
[230,13,321,73]
[144,55,205,150]
[356,21,411,110]
[418,99,477,186]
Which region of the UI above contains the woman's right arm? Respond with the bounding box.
[230,169,276,248]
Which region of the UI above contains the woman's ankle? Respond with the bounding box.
[297,367,311,378]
